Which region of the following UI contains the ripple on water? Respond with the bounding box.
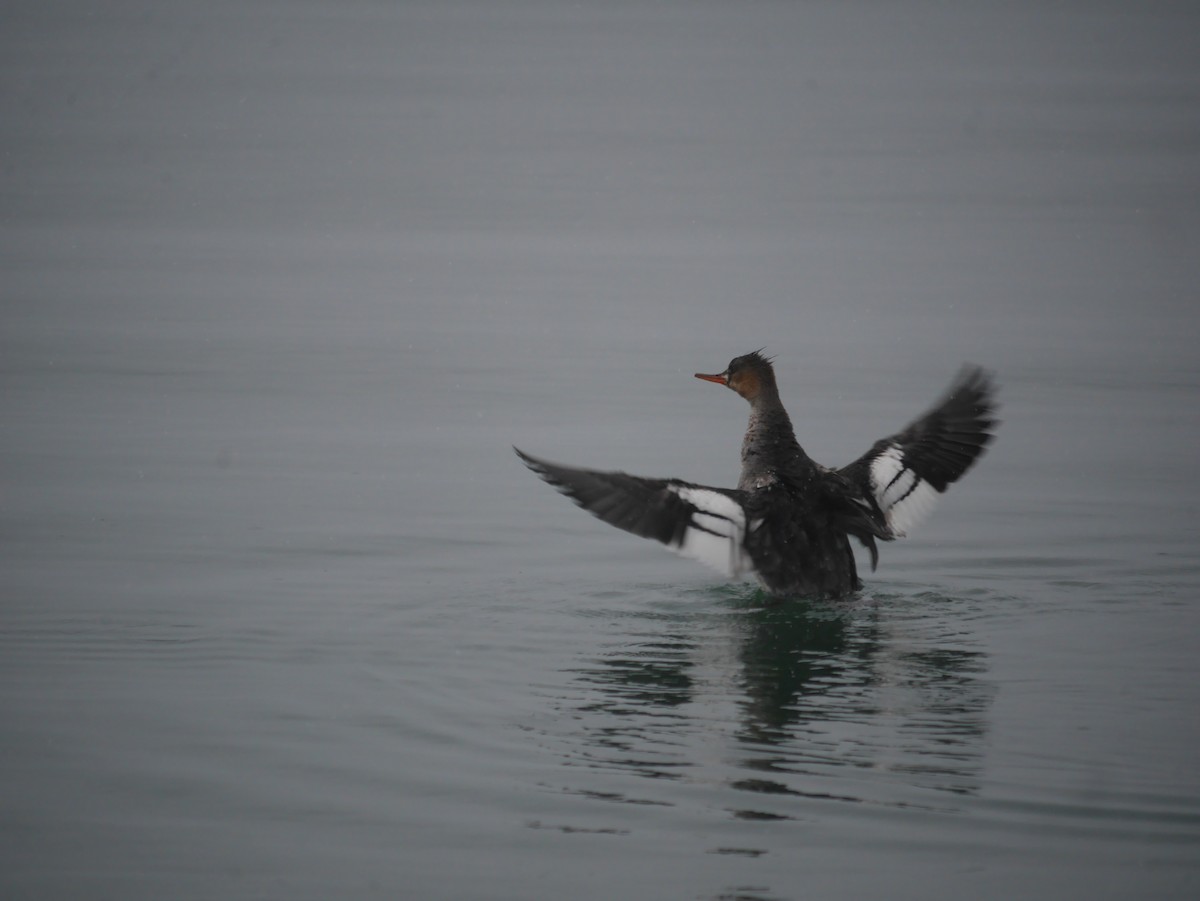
[523,581,1002,831]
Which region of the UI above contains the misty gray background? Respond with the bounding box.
[3,2,1198,900]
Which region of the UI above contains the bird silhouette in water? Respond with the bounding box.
[516,351,996,599]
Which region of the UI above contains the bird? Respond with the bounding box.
[515,350,996,599]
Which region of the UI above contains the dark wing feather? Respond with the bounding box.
[514,448,756,577]
[839,366,997,537]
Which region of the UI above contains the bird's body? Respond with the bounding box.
[516,351,996,599]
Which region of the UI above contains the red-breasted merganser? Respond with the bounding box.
[515,351,996,599]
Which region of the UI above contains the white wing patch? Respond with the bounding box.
[667,486,756,577]
[869,444,941,538]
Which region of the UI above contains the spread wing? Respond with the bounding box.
[514,448,757,578]
[839,365,997,538]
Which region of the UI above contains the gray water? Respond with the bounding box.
[3,2,1199,899]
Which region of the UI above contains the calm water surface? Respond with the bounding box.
[3,2,1199,899]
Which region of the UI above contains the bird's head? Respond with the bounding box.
[694,349,778,404]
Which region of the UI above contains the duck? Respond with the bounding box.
[515,351,996,599]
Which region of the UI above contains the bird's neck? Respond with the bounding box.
[738,399,810,490]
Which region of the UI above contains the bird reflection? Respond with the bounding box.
[732,601,857,745]
[730,596,992,801]
[559,588,994,807]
